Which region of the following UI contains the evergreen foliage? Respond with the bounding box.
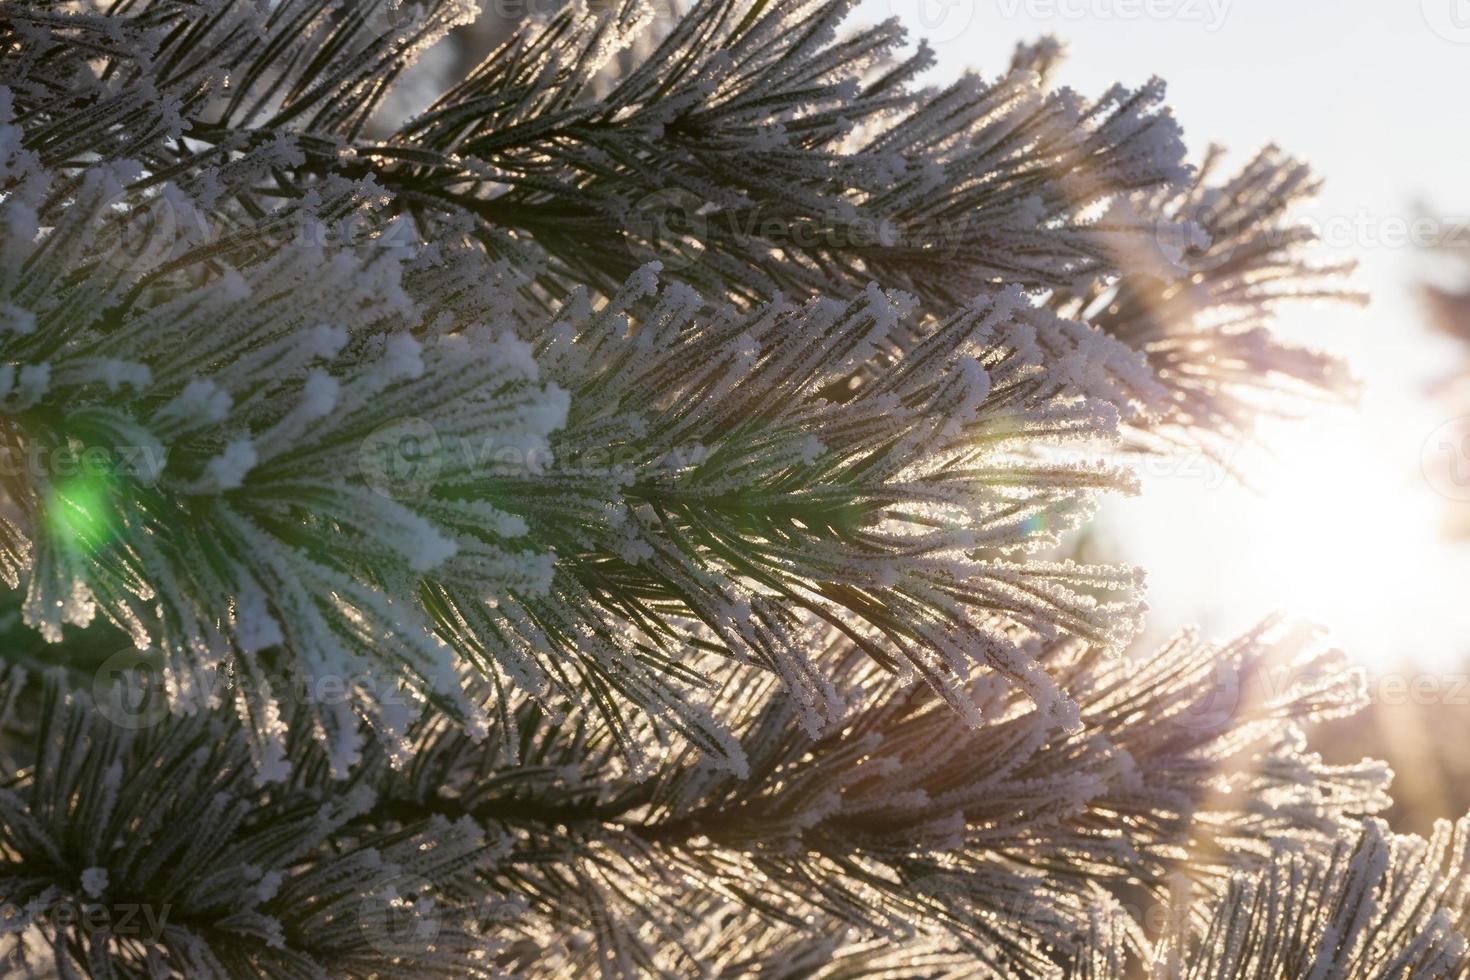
[0,0,1450,976]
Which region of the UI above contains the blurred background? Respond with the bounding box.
[853,0,1470,833]
[447,0,1470,833]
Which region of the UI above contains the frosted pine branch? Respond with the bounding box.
[1069,146,1363,460]
[1120,816,1470,979]
[0,147,1153,773]
[0,623,1396,977]
[1,33,1173,774]
[0,0,1391,977]
[1,0,1349,450]
[269,625,1380,975]
[0,671,502,978]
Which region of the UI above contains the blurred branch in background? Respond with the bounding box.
[1423,218,1470,536]
[1315,695,1470,838]
[1302,214,1470,838]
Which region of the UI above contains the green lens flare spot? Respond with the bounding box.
[45,475,117,550]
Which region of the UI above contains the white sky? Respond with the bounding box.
[857,0,1470,668]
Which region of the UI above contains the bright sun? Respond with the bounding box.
[1104,414,1470,673]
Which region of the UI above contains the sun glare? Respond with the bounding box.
[1247,426,1427,624]
[1106,414,1470,672]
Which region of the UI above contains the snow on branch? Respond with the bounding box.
[0,134,1151,778]
[0,2,1390,975]
[248,623,1387,976]
[1069,147,1363,461]
[0,672,503,977]
[1128,815,1470,978]
[429,270,1158,775]
[0,0,1355,467]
